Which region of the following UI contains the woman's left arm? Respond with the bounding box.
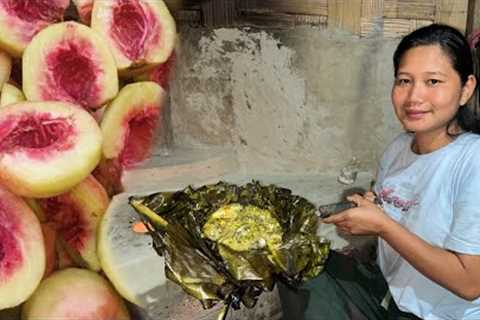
[379,211,480,301]
[323,194,480,301]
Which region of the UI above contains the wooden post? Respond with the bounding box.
[466,0,480,35]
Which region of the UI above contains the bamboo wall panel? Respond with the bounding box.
[328,0,362,34]
[384,0,436,20]
[435,0,469,31]
[166,0,472,37]
[237,0,328,16]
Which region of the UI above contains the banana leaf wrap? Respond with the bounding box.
[129,180,330,314]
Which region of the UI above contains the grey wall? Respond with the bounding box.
[167,26,402,176]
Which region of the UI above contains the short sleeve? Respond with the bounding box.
[445,141,480,255]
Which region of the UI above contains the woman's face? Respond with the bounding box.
[391,45,470,138]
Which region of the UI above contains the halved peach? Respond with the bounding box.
[37,175,109,271]
[101,81,166,169]
[22,268,131,320]
[0,82,25,107]
[0,0,70,57]
[23,21,118,110]
[91,0,176,74]
[0,184,45,310]
[72,0,94,25]
[0,101,102,198]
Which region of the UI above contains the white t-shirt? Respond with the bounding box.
[374,132,480,320]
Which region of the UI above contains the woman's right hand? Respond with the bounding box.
[322,192,392,236]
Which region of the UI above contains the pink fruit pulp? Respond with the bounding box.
[120,106,160,169]
[4,0,65,23]
[38,197,89,253]
[43,39,102,109]
[0,199,23,280]
[148,52,176,89]
[1,0,69,43]
[110,0,161,61]
[0,113,76,160]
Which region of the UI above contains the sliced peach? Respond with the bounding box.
[0,101,102,198]
[72,0,94,25]
[0,83,25,107]
[0,0,70,57]
[22,268,131,320]
[37,175,109,271]
[101,81,166,169]
[0,184,45,310]
[91,0,176,74]
[23,21,118,110]
[0,50,11,90]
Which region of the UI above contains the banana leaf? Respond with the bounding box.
[129,180,330,318]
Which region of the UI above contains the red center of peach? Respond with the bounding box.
[120,106,160,168]
[111,0,156,61]
[0,208,22,279]
[48,43,98,107]
[0,113,74,153]
[3,0,64,23]
[39,197,89,252]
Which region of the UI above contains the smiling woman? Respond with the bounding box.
[280,24,480,320]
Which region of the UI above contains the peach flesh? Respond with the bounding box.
[3,1,64,23]
[0,112,75,159]
[110,0,161,61]
[0,211,22,279]
[119,106,160,168]
[37,197,90,255]
[42,41,101,109]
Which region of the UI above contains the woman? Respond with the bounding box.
[280,24,480,320]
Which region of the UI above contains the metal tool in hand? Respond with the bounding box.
[317,201,357,218]
[317,193,382,219]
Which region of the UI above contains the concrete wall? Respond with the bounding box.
[167,25,403,177]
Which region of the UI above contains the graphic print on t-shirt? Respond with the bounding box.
[377,184,419,219]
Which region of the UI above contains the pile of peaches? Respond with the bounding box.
[0,0,176,319]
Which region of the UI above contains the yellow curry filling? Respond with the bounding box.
[202,203,283,252]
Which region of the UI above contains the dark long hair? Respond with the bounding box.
[393,24,480,134]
